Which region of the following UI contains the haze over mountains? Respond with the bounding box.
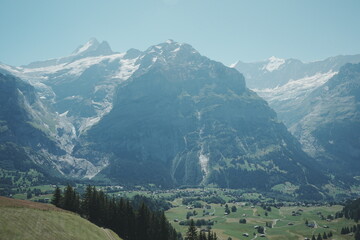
[1,38,359,199]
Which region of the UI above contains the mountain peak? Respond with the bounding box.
[263,56,285,72]
[24,38,114,68]
[165,39,175,44]
[72,38,100,55]
[72,38,113,57]
[147,39,182,51]
[144,40,200,61]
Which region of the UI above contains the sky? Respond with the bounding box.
[1,0,360,66]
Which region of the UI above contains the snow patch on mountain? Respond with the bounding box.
[172,47,181,53]
[22,53,124,77]
[0,63,22,75]
[113,56,140,80]
[254,71,338,103]
[74,40,95,55]
[229,61,239,68]
[263,56,285,72]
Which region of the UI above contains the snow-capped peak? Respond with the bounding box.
[70,38,113,58]
[263,56,285,72]
[73,38,100,55]
[230,60,240,68]
[166,39,175,44]
[24,38,114,69]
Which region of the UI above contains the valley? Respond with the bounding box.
[4,184,359,240]
[165,199,352,240]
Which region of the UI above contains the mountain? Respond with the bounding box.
[71,40,328,191]
[0,73,62,176]
[289,63,360,176]
[0,72,104,179]
[232,54,360,89]
[232,56,360,178]
[0,39,340,196]
[0,39,147,181]
[1,40,140,135]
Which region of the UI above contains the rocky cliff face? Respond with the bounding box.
[0,73,62,175]
[290,63,360,176]
[0,72,107,178]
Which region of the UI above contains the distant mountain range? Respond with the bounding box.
[1,39,359,199]
[232,55,360,89]
[232,55,360,179]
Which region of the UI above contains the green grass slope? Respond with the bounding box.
[0,196,122,240]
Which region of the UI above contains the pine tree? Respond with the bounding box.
[311,235,316,240]
[158,212,170,240]
[186,219,198,240]
[62,184,75,212]
[231,206,237,212]
[73,190,80,213]
[224,204,230,214]
[126,200,136,240]
[207,231,213,240]
[323,232,327,239]
[81,185,92,218]
[355,228,360,240]
[317,233,322,240]
[213,232,218,240]
[107,197,117,230]
[199,231,206,240]
[115,198,126,237]
[136,202,149,240]
[51,186,62,207]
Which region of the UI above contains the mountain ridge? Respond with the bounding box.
[232,54,360,89]
[23,38,114,69]
[1,39,358,199]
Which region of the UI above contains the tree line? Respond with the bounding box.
[51,185,219,240]
[343,197,360,222]
[185,219,218,240]
[51,185,179,240]
[309,232,333,240]
[340,224,360,240]
[340,197,360,240]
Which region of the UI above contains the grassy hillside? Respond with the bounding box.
[0,196,122,240]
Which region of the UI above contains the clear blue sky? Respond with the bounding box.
[1,0,360,66]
